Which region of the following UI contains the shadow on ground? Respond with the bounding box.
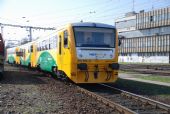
[113,78,170,96]
[0,71,47,85]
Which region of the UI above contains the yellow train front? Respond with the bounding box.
[57,22,119,83]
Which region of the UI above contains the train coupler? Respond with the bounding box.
[84,71,89,82]
[105,71,112,81]
[94,64,99,79]
[104,66,112,81]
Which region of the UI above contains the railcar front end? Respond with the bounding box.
[62,23,119,83]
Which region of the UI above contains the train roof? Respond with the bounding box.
[71,22,115,29]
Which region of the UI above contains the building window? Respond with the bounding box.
[162,13,165,20]
[168,12,170,19]
[165,13,168,20]
[150,16,153,22]
[153,15,156,22]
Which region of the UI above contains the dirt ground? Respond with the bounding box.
[0,66,118,114]
[1,65,169,114]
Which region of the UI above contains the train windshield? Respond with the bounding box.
[74,27,116,48]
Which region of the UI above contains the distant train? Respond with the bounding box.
[6,22,119,83]
[0,33,4,80]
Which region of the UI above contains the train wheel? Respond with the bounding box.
[28,63,31,69]
[60,71,69,82]
[37,64,41,71]
[51,67,59,79]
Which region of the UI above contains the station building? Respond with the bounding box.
[116,7,170,63]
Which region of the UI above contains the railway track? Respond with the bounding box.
[77,84,170,114]
[4,64,170,113]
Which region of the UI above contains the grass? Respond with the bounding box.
[138,75,170,83]
[118,70,136,74]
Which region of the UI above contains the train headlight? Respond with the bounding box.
[109,63,119,70]
[77,63,87,70]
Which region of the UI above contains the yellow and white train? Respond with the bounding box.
[6,22,119,83]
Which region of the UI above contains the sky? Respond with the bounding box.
[0,0,170,42]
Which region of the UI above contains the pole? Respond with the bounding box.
[29,27,32,42]
[132,0,135,12]
[169,36,170,64]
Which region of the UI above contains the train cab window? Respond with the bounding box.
[64,30,68,48]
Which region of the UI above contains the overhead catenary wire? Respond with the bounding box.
[44,0,169,27]
[1,0,169,27]
[28,0,113,19]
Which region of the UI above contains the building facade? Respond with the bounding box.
[116,7,170,63]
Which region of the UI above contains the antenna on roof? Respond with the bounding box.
[132,0,135,12]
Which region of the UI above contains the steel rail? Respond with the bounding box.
[77,86,137,114]
[100,84,170,114]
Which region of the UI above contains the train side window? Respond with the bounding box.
[49,44,51,49]
[28,46,30,53]
[53,37,55,48]
[55,36,58,48]
[42,40,45,50]
[37,43,39,51]
[40,42,42,51]
[50,38,53,49]
[64,30,68,48]
[30,45,33,52]
[46,40,49,50]
[52,36,57,48]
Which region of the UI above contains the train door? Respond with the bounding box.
[30,44,37,67]
[63,30,71,69]
[23,49,26,65]
[57,33,63,70]
[57,30,71,78]
[15,47,20,64]
[61,30,71,77]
